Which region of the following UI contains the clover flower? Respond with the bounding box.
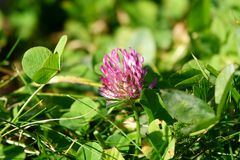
[100,48,144,100]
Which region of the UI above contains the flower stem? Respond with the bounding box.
[132,102,141,155]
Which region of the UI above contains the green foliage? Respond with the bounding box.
[161,89,217,135]
[187,0,211,32]
[128,28,156,64]
[22,47,59,84]
[0,98,8,119]
[140,89,174,124]
[122,1,158,27]
[77,142,102,160]
[0,144,26,159]
[54,35,68,69]
[22,35,67,84]
[162,0,189,20]
[60,97,99,134]
[105,133,130,152]
[1,0,240,159]
[59,111,89,133]
[103,147,124,160]
[215,64,235,117]
[147,119,174,159]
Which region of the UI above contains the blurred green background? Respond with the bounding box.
[1,0,240,73]
[1,1,240,159]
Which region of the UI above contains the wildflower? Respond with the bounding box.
[100,48,144,100]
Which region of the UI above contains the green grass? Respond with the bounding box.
[1,0,240,159]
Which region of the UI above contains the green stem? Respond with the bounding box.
[12,84,45,123]
[0,84,45,138]
[0,37,20,64]
[232,88,240,104]
[132,102,141,155]
[49,76,102,88]
[94,130,107,148]
[68,95,143,153]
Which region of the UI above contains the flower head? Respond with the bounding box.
[100,48,144,100]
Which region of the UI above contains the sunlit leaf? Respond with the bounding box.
[106,133,130,152]
[161,89,217,134]
[147,120,165,152]
[77,142,102,160]
[59,111,89,133]
[175,74,202,87]
[215,64,235,117]
[22,46,59,84]
[54,35,67,69]
[70,97,99,121]
[104,147,125,160]
[163,137,175,160]
[147,119,173,159]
